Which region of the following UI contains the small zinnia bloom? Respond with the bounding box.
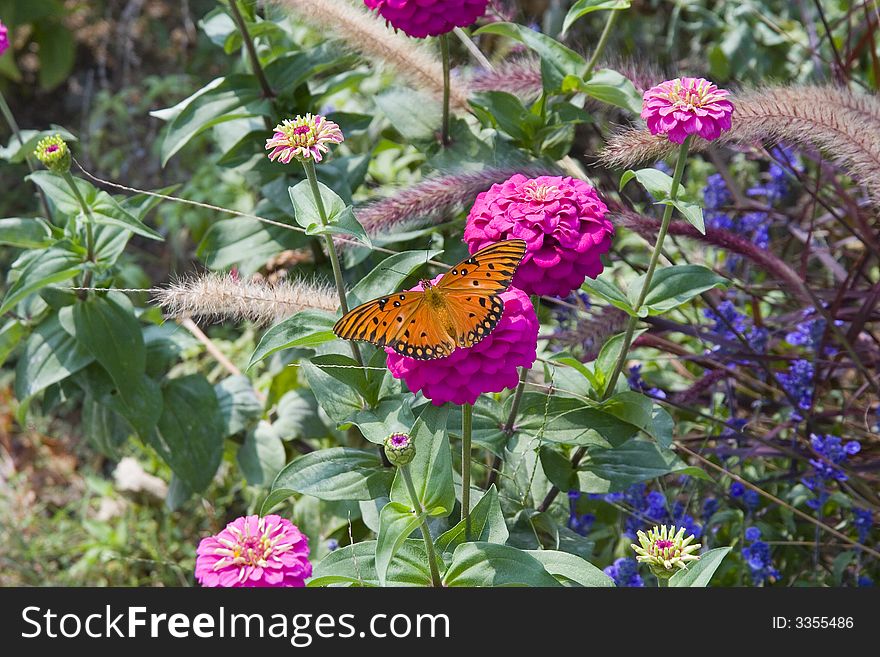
[384,432,416,466]
[34,134,71,174]
[0,20,9,57]
[195,515,311,587]
[386,279,538,406]
[265,114,343,164]
[641,77,734,144]
[364,0,489,39]
[631,524,701,579]
[464,174,613,298]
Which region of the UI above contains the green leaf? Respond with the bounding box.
[263,447,393,511]
[14,312,94,403]
[349,398,416,445]
[148,374,224,493]
[373,88,443,142]
[470,91,536,142]
[390,405,454,517]
[475,23,588,82]
[517,395,640,448]
[70,294,162,437]
[197,217,305,275]
[579,68,642,114]
[576,437,690,493]
[237,421,286,486]
[0,247,82,316]
[33,20,75,90]
[594,329,646,395]
[540,445,579,491]
[28,171,162,240]
[156,75,266,166]
[620,167,705,233]
[215,375,262,437]
[0,319,26,367]
[442,543,561,587]
[273,389,327,440]
[247,310,337,369]
[435,485,508,553]
[669,547,732,587]
[0,218,53,248]
[562,0,631,34]
[289,180,372,248]
[0,126,77,163]
[349,249,441,306]
[375,501,426,587]
[525,550,615,587]
[636,264,728,314]
[579,276,636,316]
[82,396,130,457]
[309,540,433,587]
[301,354,367,422]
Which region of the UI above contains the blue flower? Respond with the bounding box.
[802,434,860,509]
[742,539,780,585]
[604,557,644,587]
[778,359,815,416]
[743,489,761,510]
[703,173,732,210]
[730,481,745,497]
[326,539,339,551]
[627,364,666,398]
[702,498,719,522]
[858,575,874,587]
[854,508,873,544]
[745,526,762,541]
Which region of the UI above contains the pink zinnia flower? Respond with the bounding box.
[195,515,311,587]
[386,278,538,406]
[0,20,9,57]
[641,77,734,144]
[464,174,613,298]
[265,114,343,164]
[364,0,489,39]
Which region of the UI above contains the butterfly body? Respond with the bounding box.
[333,239,527,360]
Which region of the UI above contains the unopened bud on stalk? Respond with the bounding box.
[384,432,415,467]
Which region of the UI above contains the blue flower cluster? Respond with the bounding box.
[703,300,768,357]
[730,481,761,510]
[627,364,666,399]
[552,290,590,331]
[602,484,701,538]
[802,434,860,509]
[853,508,873,544]
[741,526,780,585]
[604,557,644,587]
[778,359,815,420]
[566,491,596,536]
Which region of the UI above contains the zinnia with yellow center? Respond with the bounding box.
[265,114,343,164]
[641,77,733,144]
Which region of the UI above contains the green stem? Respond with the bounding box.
[0,90,54,221]
[62,171,96,296]
[584,9,621,76]
[301,159,363,367]
[658,577,669,588]
[602,137,692,397]
[400,465,443,587]
[537,138,693,515]
[228,0,274,130]
[439,33,451,146]
[461,402,473,540]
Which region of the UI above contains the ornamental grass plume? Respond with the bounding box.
[195,515,311,587]
[464,174,613,297]
[641,77,734,143]
[154,272,338,326]
[601,85,880,204]
[265,114,343,164]
[386,278,538,405]
[272,0,468,109]
[631,524,701,580]
[364,0,490,39]
[351,165,559,243]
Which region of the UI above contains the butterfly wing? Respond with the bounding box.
[332,291,457,360]
[435,238,527,348]
[435,239,527,295]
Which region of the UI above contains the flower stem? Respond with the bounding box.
[62,171,96,297]
[461,401,473,540]
[602,136,692,397]
[439,33,451,146]
[538,137,692,514]
[301,159,363,367]
[584,8,621,77]
[400,464,443,587]
[229,0,274,100]
[658,577,669,588]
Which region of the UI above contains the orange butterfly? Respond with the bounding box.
[333,239,527,360]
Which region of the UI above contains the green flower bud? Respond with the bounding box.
[384,432,415,467]
[34,134,71,174]
[631,524,702,580]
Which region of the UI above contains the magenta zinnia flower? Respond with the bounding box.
[364,0,489,39]
[464,174,613,298]
[641,77,734,144]
[195,515,311,587]
[0,20,9,57]
[386,279,538,406]
[265,114,343,164]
